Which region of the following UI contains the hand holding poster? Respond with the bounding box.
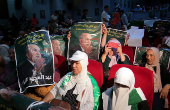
[69,22,102,60]
[50,35,67,57]
[15,30,54,93]
[134,46,170,69]
[107,28,127,45]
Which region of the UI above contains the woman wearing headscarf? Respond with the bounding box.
[111,12,121,29]
[102,67,150,110]
[42,50,100,110]
[0,45,19,90]
[99,39,131,75]
[139,47,170,110]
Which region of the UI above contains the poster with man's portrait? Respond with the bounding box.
[106,28,127,45]
[15,30,54,93]
[40,10,46,19]
[134,46,170,69]
[128,1,130,8]
[69,22,102,60]
[95,8,99,16]
[124,0,126,7]
[50,35,67,57]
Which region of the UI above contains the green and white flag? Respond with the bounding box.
[69,22,102,60]
[134,46,170,69]
[15,30,54,93]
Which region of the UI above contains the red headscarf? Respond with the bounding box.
[111,12,121,26]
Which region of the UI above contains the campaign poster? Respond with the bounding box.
[50,35,67,57]
[134,46,170,69]
[69,22,102,60]
[15,30,54,93]
[107,28,127,45]
[153,21,170,34]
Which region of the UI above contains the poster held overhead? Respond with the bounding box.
[69,22,102,60]
[107,28,127,45]
[15,30,54,93]
[50,35,68,58]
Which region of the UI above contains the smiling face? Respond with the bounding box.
[9,48,15,62]
[26,44,41,62]
[146,49,155,65]
[79,33,92,48]
[71,61,82,75]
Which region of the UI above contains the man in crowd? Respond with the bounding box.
[120,10,129,27]
[58,10,67,28]
[135,5,142,11]
[81,9,88,21]
[18,44,53,91]
[8,13,18,29]
[101,5,110,27]
[30,14,39,28]
[51,11,59,27]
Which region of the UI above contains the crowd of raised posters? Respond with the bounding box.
[134,46,170,69]
[15,30,54,93]
[69,22,102,60]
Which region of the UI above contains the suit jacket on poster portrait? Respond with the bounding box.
[69,44,98,60]
[18,59,53,91]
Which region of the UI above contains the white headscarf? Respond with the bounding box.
[102,67,135,110]
[59,51,91,102]
[112,67,135,110]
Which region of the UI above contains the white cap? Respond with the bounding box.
[69,50,88,65]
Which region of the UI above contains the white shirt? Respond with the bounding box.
[51,15,58,21]
[101,11,110,27]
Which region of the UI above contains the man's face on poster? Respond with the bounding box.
[26,44,41,62]
[79,33,92,48]
[52,40,62,55]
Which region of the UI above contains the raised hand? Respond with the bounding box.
[34,58,46,74]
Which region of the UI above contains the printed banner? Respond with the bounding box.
[153,21,170,34]
[15,30,54,93]
[107,28,127,45]
[50,35,67,57]
[69,22,102,60]
[134,47,170,69]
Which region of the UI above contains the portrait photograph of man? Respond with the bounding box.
[69,22,102,60]
[50,35,66,57]
[15,31,54,93]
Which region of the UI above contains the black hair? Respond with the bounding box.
[83,9,88,13]
[62,10,66,13]
[54,11,59,14]
[104,5,109,9]
[120,10,124,13]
